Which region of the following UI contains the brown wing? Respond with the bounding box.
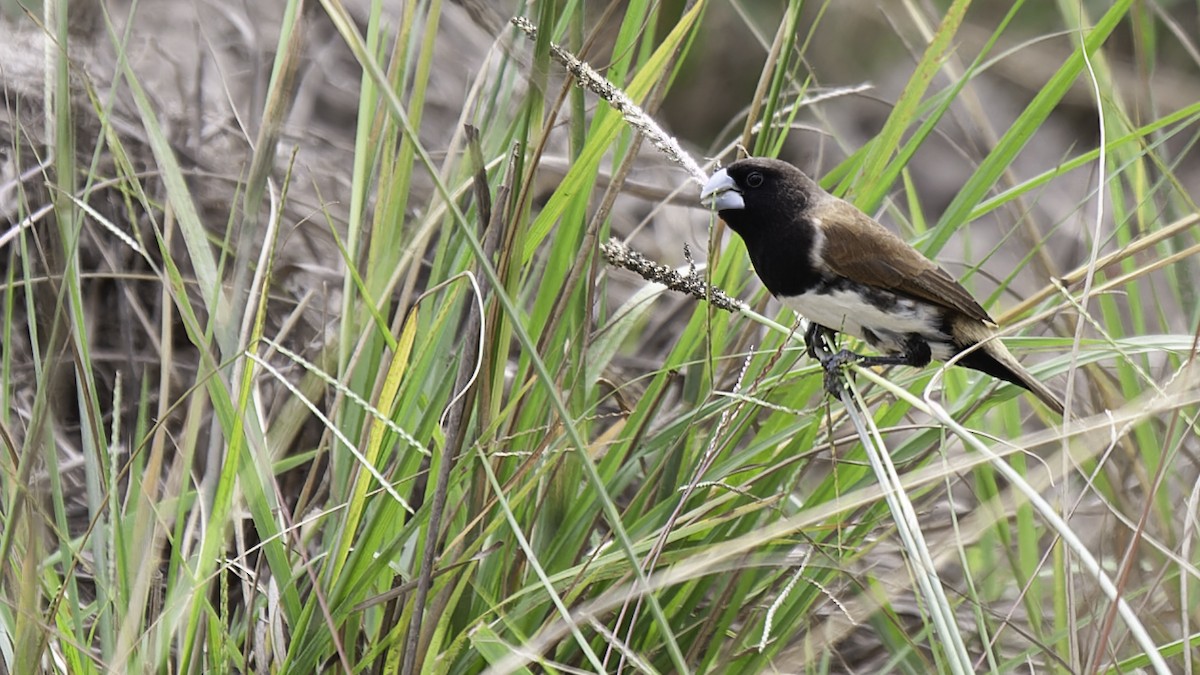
[817,199,994,324]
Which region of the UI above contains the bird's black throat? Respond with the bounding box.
[719,208,825,297]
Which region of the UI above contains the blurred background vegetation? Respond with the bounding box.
[1,0,1198,673]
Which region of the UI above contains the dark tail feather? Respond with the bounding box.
[958,347,1065,416]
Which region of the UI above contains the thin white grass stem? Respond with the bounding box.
[245,352,413,513]
[839,381,973,675]
[857,367,1173,674]
[588,618,658,675]
[1072,17,1110,673]
[424,271,487,429]
[1066,0,1109,420]
[1182,478,1200,675]
[261,338,430,456]
[476,448,608,675]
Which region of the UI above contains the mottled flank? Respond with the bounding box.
[780,280,956,361]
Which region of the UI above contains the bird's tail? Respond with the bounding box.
[952,319,1065,415]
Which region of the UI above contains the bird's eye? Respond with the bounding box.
[746,171,764,188]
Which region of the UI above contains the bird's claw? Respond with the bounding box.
[818,349,860,398]
[804,324,835,361]
[807,339,831,362]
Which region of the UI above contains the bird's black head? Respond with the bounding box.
[699,158,822,239]
[699,157,829,296]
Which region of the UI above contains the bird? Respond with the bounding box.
[699,157,1064,415]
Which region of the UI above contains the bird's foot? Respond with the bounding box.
[818,349,861,398]
[804,323,836,361]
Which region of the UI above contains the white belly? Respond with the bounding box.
[779,288,956,361]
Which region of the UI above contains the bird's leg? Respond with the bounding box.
[817,348,861,398]
[803,322,836,361]
[854,338,932,369]
[803,323,855,396]
[814,336,932,399]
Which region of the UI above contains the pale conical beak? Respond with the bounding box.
[699,169,745,211]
